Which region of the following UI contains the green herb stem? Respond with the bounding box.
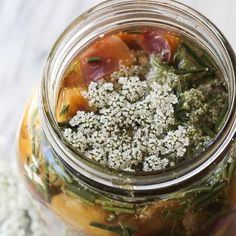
[125,30,144,34]
[63,184,96,204]
[102,206,135,215]
[193,182,225,208]
[60,104,69,116]
[201,126,215,138]
[227,156,236,182]
[57,121,70,128]
[89,222,137,236]
[185,186,213,194]
[174,67,209,75]
[215,100,228,131]
[182,43,208,68]
[95,198,134,209]
[44,159,51,202]
[87,57,101,63]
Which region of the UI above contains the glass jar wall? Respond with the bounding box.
[17,0,236,235]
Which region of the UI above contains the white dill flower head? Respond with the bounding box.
[143,155,169,172]
[63,62,191,172]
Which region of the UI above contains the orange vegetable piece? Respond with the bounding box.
[163,32,182,57]
[62,59,85,88]
[51,193,117,236]
[56,87,89,123]
[80,35,135,83]
[118,33,141,50]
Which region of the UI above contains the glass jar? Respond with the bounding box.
[17,0,236,235]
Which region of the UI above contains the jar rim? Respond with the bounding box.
[39,0,236,198]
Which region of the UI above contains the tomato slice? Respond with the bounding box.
[80,35,135,83]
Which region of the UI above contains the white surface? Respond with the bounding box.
[0,0,236,160]
[0,161,46,236]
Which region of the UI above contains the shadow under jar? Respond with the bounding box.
[17,0,236,235]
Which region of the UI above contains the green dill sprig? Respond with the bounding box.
[201,125,215,138]
[214,100,228,132]
[87,57,101,63]
[43,159,51,202]
[175,110,189,122]
[173,43,215,80]
[181,43,208,68]
[60,104,69,116]
[62,183,96,205]
[89,222,137,236]
[125,30,144,34]
[95,198,135,209]
[226,151,236,183]
[62,184,137,214]
[174,67,209,75]
[57,121,70,128]
[192,182,225,209]
[102,206,135,215]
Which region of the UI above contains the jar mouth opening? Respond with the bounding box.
[40,0,236,194]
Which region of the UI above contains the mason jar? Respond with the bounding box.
[17,0,236,235]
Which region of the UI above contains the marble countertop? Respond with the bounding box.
[0,0,236,161]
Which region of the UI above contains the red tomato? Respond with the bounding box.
[80,35,135,83]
